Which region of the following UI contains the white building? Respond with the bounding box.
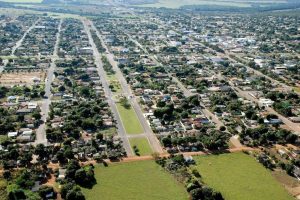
[258,98,274,107]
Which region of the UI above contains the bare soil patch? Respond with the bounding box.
[0,71,46,86]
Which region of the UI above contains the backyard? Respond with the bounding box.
[81,160,188,200]
[194,152,293,200]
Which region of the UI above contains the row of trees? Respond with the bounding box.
[240,126,297,146]
[161,129,229,151]
[155,154,224,200]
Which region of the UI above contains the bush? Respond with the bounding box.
[66,187,85,200]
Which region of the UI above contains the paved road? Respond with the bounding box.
[11,18,41,56]
[83,19,134,156]
[223,74,300,133]
[89,20,163,154]
[35,19,62,145]
[153,18,298,96]
[230,135,243,148]
[0,19,40,74]
[226,53,299,95]
[155,20,300,133]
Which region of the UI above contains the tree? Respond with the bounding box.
[219,126,226,132]
[75,169,87,185]
[96,133,103,141]
[274,101,292,117]
[32,111,42,120]
[64,147,74,159]
[162,136,172,147]
[3,170,11,180]
[15,171,35,189]
[285,163,294,176]
[190,188,202,200]
[35,144,47,159]
[156,100,166,107]
[66,187,85,200]
[56,150,67,164]
[66,160,81,180]
[8,189,26,200]
[286,133,298,144]
[80,87,91,98]
[81,118,96,130]
[38,186,56,199]
[18,152,32,167]
[61,183,75,199]
[58,85,66,92]
[119,97,131,109]
[40,90,45,97]
[0,86,8,98]
[190,186,224,200]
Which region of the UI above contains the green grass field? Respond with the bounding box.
[116,103,144,135]
[195,152,293,200]
[81,160,188,200]
[129,137,153,156]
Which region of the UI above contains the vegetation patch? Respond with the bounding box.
[81,160,188,200]
[107,74,122,94]
[116,102,144,135]
[293,87,300,93]
[129,137,153,156]
[135,0,251,9]
[194,152,293,200]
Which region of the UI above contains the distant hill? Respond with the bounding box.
[121,0,158,5]
[42,0,63,4]
[129,0,300,11]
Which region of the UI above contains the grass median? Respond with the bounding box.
[129,137,153,156]
[116,102,143,135]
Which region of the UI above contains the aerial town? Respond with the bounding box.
[0,0,299,200]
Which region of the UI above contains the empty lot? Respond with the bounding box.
[0,71,45,86]
[81,160,188,200]
[194,152,293,200]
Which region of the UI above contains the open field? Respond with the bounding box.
[129,137,153,156]
[194,152,293,200]
[116,102,144,135]
[135,0,288,9]
[81,160,188,200]
[0,0,42,3]
[0,71,46,86]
